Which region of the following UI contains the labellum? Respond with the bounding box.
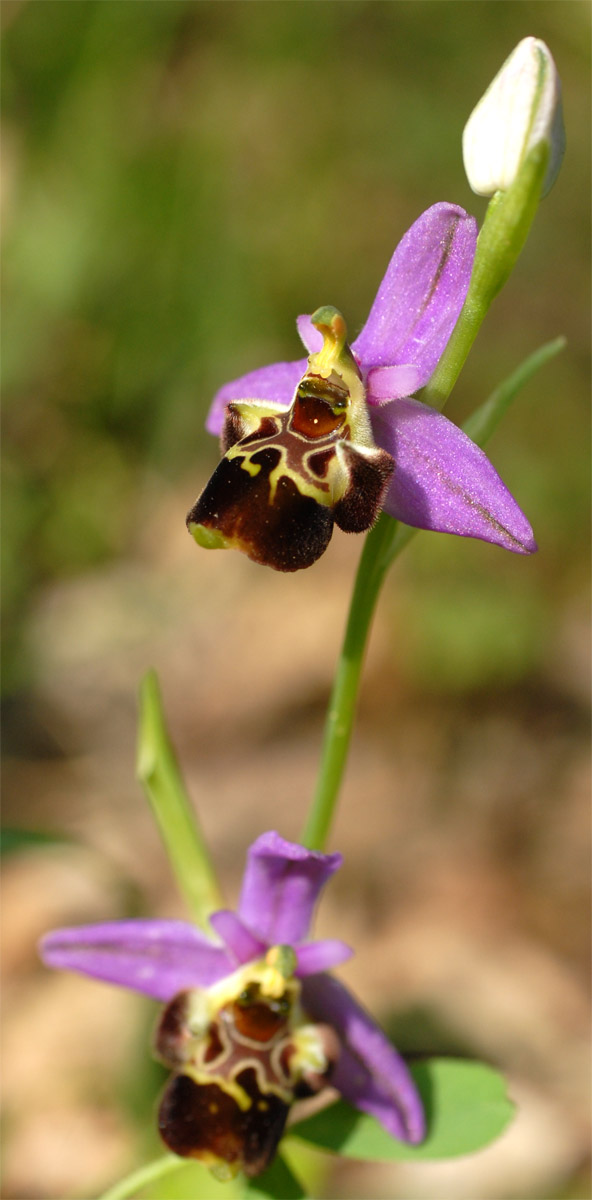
[154,947,339,1179]
[187,308,394,571]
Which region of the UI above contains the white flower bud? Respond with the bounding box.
[463,37,565,198]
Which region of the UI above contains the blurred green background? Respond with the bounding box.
[2,3,590,1199]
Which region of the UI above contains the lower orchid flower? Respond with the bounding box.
[187,202,536,571]
[39,831,424,1180]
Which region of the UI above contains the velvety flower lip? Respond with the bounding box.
[203,203,536,556]
[39,831,423,1146]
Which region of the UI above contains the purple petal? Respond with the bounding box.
[372,398,537,554]
[296,314,322,355]
[209,910,266,966]
[366,364,422,405]
[206,359,306,436]
[295,939,353,976]
[39,920,233,1001]
[352,203,477,382]
[238,831,342,946]
[301,974,425,1144]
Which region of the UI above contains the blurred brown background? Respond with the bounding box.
[2,2,590,1198]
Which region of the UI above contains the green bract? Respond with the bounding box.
[291,1058,515,1163]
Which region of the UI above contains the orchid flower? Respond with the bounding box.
[39,831,424,1180]
[187,203,536,571]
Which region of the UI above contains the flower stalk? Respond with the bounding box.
[98,1154,184,1200]
[301,512,400,852]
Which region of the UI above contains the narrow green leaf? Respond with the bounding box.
[462,336,566,447]
[380,335,565,574]
[243,1154,308,1200]
[136,668,223,929]
[290,1058,514,1161]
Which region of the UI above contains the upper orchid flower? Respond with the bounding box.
[187,203,536,571]
[39,831,424,1180]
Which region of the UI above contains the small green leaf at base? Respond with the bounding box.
[243,1153,308,1199]
[290,1058,514,1162]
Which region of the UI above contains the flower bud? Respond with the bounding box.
[463,37,565,198]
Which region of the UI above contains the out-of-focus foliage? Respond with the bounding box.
[2,0,589,695]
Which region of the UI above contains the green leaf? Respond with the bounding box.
[290,1058,514,1162]
[243,1154,308,1200]
[136,669,223,929]
[462,336,566,448]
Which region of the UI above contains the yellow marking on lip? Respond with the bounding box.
[225,443,262,475]
[267,461,333,508]
[239,458,261,478]
[186,1067,252,1111]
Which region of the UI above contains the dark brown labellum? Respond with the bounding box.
[158,1067,289,1178]
[187,383,394,571]
[153,980,338,1178]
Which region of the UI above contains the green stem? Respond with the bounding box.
[137,669,223,928]
[98,1153,185,1200]
[301,512,401,851]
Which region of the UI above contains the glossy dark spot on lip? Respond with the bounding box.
[290,393,346,439]
[230,987,291,1043]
